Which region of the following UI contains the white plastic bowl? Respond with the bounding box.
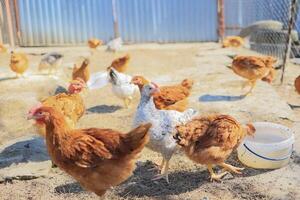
[237,122,295,169]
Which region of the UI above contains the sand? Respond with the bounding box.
[0,43,299,200]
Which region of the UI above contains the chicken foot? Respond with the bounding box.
[219,163,244,174]
[152,159,170,183]
[207,164,228,181]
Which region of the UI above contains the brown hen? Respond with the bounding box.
[232,55,276,95]
[131,76,193,112]
[27,105,151,196]
[222,36,244,48]
[174,114,255,181]
[10,51,29,77]
[72,58,90,82]
[88,38,102,49]
[36,78,86,136]
[107,54,130,73]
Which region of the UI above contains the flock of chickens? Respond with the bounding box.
[0,38,297,197]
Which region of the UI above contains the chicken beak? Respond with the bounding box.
[27,113,35,120]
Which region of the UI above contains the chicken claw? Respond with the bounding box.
[220,163,244,174]
[152,172,169,184]
[207,164,228,182]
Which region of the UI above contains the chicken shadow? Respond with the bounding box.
[87,105,122,114]
[54,182,84,194]
[0,137,49,169]
[199,94,246,102]
[0,77,18,82]
[116,161,208,197]
[118,154,272,198]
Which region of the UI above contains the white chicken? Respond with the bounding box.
[133,82,198,183]
[106,37,123,52]
[108,68,137,108]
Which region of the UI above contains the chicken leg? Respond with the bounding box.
[152,159,170,183]
[123,97,132,108]
[219,163,244,174]
[244,80,256,96]
[207,164,228,181]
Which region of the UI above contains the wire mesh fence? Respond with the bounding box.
[224,0,299,60]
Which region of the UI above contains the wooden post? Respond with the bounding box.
[4,0,15,47]
[111,0,120,38]
[281,0,298,83]
[217,0,225,42]
[0,2,3,43]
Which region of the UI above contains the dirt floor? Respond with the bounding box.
[0,43,299,200]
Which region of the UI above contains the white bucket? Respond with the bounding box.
[237,122,295,169]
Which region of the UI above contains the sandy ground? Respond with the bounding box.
[0,43,299,200]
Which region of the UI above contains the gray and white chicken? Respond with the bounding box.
[38,52,63,74]
[133,82,198,183]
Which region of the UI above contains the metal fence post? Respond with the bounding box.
[281,0,298,83]
[218,0,225,42]
[112,0,120,38]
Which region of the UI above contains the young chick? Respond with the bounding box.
[72,58,90,82]
[88,38,102,49]
[222,36,244,48]
[131,76,193,112]
[232,55,276,95]
[27,105,151,196]
[295,75,300,94]
[10,51,29,77]
[38,52,63,75]
[108,54,130,73]
[134,82,197,182]
[174,114,255,181]
[36,78,86,136]
[108,68,137,108]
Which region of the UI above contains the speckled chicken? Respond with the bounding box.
[174,114,255,181]
[132,76,193,112]
[232,55,276,95]
[27,105,151,196]
[35,78,86,136]
[134,82,198,182]
[108,54,130,73]
[222,36,244,48]
[88,38,102,49]
[72,58,90,82]
[295,75,300,94]
[38,52,63,75]
[10,51,29,77]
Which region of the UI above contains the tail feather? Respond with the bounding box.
[181,79,194,90]
[109,69,119,85]
[123,123,152,152]
[245,123,256,136]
